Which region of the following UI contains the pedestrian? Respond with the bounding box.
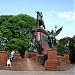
[6,57,11,67]
[10,51,15,61]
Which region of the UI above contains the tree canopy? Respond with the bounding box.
[0,14,37,57]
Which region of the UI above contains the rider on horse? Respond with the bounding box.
[36,11,45,29]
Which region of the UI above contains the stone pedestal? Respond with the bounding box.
[44,48,58,68]
[64,54,70,64]
[0,51,7,65]
[31,27,49,54]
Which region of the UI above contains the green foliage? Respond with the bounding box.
[58,37,75,63]
[0,14,37,57]
[69,38,75,63]
[56,40,64,55]
[0,46,2,50]
[57,37,70,55]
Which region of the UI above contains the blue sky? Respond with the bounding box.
[0,0,75,39]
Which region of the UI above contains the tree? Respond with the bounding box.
[69,37,75,63]
[0,14,37,58]
[7,38,28,58]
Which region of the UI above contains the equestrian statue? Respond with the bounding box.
[36,11,45,29]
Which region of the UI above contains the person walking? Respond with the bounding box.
[6,57,11,67]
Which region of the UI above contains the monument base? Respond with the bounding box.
[45,59,58,68]
[44,48,58,68]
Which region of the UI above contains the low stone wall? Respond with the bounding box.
[57,54,71,65]
[0,51,7,65]
[14,54,20,58]
[64,54,70,64]
[57,56,66,66]
[31,53,38,62]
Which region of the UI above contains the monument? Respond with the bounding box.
[28,11,71,69]
[18,11,70,70]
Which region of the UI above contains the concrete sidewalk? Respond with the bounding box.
[0,65,74,75]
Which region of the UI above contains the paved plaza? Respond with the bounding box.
[0,65,74,75]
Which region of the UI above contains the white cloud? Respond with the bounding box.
[57,11,75,21]
[43,11,55,17]
[43,11,75,21]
